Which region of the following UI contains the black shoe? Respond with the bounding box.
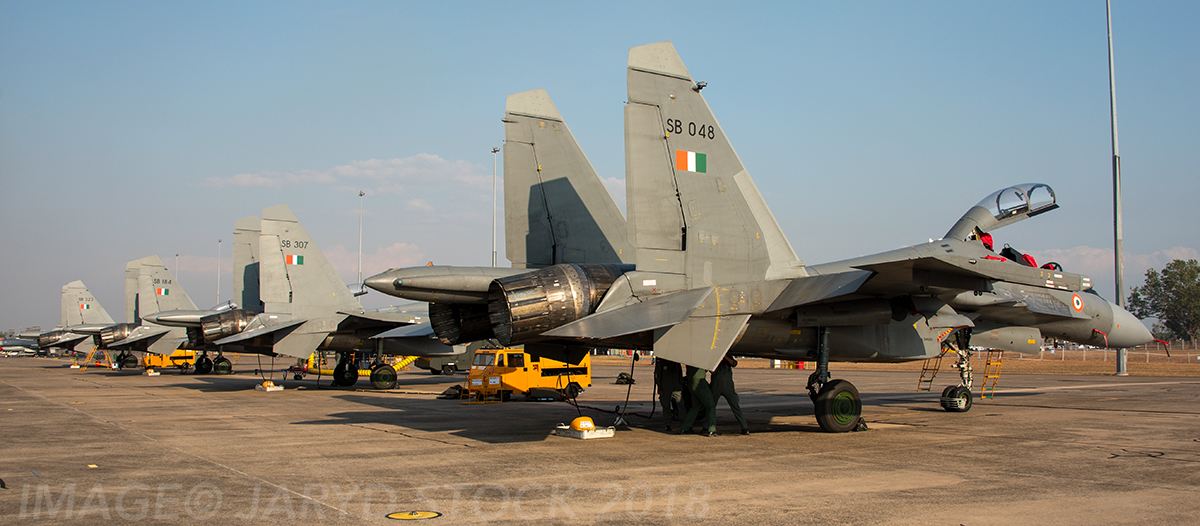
[664,425,672,432]
[741,428,750,435]
[701,431,721,437]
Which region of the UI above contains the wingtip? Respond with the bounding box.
[263,204,298,222]
[628,41,690,79]
[506,89,562,121]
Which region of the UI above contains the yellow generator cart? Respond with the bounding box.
[143,349,197,370]
[467,348,591,401]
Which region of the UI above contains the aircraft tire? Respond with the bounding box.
[195,356,213,375]
[370,365,397,390]
[120,353,139,369]
[213,357,233,375]
[333,362,359,387]
[442,364,456,376]
[814,379,862,433]
[943,386,972,413]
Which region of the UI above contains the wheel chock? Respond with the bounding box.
[255,380,284,392]
[143,368,160,376]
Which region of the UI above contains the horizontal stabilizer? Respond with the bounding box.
[766,271,873,312]
[341,311,421,325]
[542,287,714,340]
[107,327,170,349]
[371,322,435,339]
[214,318,306,345]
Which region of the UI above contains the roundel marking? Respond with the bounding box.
[1071,294,1084,312]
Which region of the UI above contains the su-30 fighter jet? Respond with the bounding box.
[366,42,1152,432]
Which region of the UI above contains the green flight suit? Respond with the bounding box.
[710,357,748,432]
[655,359,684,427]
[679,365,716,434]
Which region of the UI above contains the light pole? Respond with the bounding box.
[175,253,180,285]
[491,146,500,267]
[216,239,222,305]
[358,190,365,288]
[1107,0,1128,376]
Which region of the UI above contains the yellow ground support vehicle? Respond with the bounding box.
[143,349,197,370]
[466,348,591,401]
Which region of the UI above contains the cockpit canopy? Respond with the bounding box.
[945,183,1058,241]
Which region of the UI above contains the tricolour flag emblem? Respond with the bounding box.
[285,254,304,265]
[675,150,707,173]
[156,288,169,296]
[80,303,89,310]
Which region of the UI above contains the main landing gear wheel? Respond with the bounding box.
[940,385,972,412]
[814,379,864,433]
[370,365,397,390]
[195,355,213,375]
[120,353,139,369]
[212,357,233,375]
[442,364,456,376]
[333,360,359,387]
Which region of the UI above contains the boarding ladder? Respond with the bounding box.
[980,350,1003,399]
[78,345,114,370]
[917,349,950,391]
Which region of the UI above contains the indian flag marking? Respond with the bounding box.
[80,303,89,310]
[674,150,707,173]
[285,254,304,265]
[156,288,169,296]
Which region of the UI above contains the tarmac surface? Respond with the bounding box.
[2,356,1199,525]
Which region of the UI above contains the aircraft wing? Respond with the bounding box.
[370,322,436,339]
[765,270,873,313]
[855,254,1088,294]
[214,318,306,345]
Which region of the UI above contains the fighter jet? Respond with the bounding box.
[29,280,118,356]
[142,205,439,388]
[100,255,223,369]
[365,42,1153,432]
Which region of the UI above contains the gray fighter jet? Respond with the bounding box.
[143,205,438,387]
[29,280,118,356]
[366,42,1152,432]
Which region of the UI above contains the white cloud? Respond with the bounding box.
[404,198,435,213]
[202,154,489,193]
[602,176,627,214]
[1027,245,1200,289]
[323,243,428,285]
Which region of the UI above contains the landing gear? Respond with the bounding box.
[941,385,972,412]
[939,339,974,412]
[212,355,233,375]
[370,363,397,390]
[194,353,213,375]
[333,353,358,386]
[807,327,866,433]
[118,352,139,369]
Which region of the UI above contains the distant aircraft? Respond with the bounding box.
[366,42,1153,432]
[143,205,447,388]
[28,280,118,356]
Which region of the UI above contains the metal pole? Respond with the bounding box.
[1107,0,1128,376]
[216,239,222,305]
[358,190,365,287]
[491,146,500,267]
[175,253,179,285]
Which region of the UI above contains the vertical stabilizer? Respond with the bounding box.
[61,280,115,327]
[130,255,198,316]
[625,42,801,286]
[259,205,361,317]
[233,215,262,311]
[504,89,633,268]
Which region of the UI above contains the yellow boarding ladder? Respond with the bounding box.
[980,350,1003,399]
[917,349,949,391]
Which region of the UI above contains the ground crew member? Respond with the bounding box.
[655,358,684,432]
[711,355,749,435]
[678,365,718,437]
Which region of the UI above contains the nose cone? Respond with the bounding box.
[1107,306,1154,348]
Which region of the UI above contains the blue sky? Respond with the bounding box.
[2,1,1197,330]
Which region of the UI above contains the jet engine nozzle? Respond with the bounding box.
[100,323,136,346]
[486,264,626,346]
[38,330,67,348]
[200,309,256,342]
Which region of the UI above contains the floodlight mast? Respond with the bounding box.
[1107,0,1128,376]
[492,146,500,267]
